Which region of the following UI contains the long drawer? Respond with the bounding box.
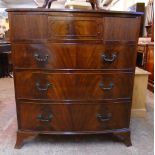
[18,102,130,131]
[10,14,140,42]
[15,71,134,101]
[12,43,136,70]
[10,14,103,41]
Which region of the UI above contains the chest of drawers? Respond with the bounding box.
[7,8,141,149]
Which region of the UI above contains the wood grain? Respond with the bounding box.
[15,71,134,101]
[18,102,130,131]
[12,43,137,70]
[7,9,141,148]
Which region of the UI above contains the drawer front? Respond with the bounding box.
[48,16,103,40]
[13,43,136,69]
[103,17,140,42]
[10,15,47,41]
[15,72,134,101]
[18,102,130,131]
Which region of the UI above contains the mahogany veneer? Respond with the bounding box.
[7,8,142,148]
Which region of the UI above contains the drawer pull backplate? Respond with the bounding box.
[99,82,114,91]
[37,114,53,122]
[102,53,117,63]
[36,82,52,91]
[97,113,112,122]
[34,53,49,62]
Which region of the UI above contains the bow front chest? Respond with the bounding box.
[7,8,141,148]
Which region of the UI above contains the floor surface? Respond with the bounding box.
[0,78,154,155]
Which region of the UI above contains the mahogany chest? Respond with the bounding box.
[7,8,141,148]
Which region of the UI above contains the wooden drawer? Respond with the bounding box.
[48,16,103,41]
[15,71,134,101]
[10,15,47,41]
[12,43,136,70]
[18,102,130,131]
[103,17,140,42]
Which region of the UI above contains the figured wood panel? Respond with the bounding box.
[11,15,47,41]
[103,17,140,42]
[77,44,137,69]
[15,71,134,101]
[12,43,76,69]
[12,43,136,70]
[18,102,130,131]
[48,16,103,40]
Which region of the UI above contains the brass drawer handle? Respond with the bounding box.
[37,114,53,122]
[36,82,52,91]
[99,82,114,91]
[34,53,49,62]
[97,113,112,122]
[102,53,117,63]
